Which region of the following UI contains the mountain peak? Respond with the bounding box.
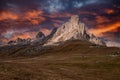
[70,15,79,24]
[45,15,106,46]
[36,31,45,39]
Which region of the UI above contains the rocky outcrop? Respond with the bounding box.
[45,28,57,41]
[89,34,106,45]
[8,38,32,46]
[16,38,31,45]
[34,28,58,45]
[33,31,45,44]
[8,40,16,45]
[36,32,45,40]
[45,15,106,46]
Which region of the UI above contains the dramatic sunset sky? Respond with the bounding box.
[0,0,120,44]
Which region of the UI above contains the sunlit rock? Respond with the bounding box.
[45,15,106,46]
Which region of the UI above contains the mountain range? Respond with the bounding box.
[5,15,106,47]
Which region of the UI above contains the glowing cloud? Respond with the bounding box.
[95,16,110,24]
[24,10,46,25]
[89,22,120,37]
[40,28,51,36]
[0,11,19,21]
[105,9,115,14]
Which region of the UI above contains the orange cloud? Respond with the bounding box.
[96,16,110,24]
[0,10,46,24]
[105,9,115,14]
[0,11,19,21]
[89,22,120,37]
[3,27,51,43]
[40,27,51,36]
[1,39,8,44]
[24,10,46,25]
[24,10,44,19]
[31,20,39,25]
[11,32,36,41]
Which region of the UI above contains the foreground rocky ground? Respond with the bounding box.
[0,40,120,80]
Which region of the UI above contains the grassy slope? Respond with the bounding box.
[0,40,120,80]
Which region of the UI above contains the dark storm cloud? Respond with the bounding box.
[0,0,106,12]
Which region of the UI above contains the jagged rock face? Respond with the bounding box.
[49,15,86,41]
[17,38,24,44]
[89,34,106,45]
[45,28,57,40]
[8,40,16,45]
[36,28,58,45]
[46,15,105,46]
[36,32,45,40]
[17,38,31,44]
[32,31,46,44]
[7,38,32,46]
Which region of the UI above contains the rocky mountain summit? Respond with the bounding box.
[46,15,106,46]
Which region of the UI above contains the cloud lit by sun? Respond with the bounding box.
[0,0,120,44]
